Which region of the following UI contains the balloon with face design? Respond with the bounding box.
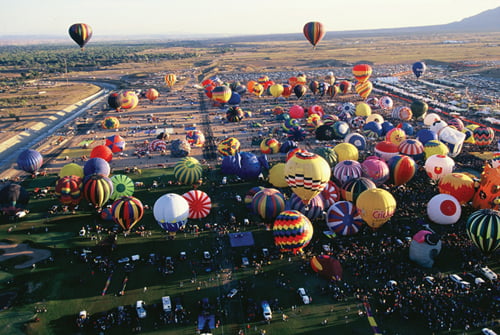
[409,230,442,268]
[472,163,500,210]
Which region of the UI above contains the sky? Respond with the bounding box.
[0,0,498,39]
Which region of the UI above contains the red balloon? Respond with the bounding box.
[90,145,113,162]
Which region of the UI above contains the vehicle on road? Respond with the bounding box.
[136,300,147,319]
[297,287,311,304]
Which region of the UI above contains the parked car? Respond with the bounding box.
[297,287,311,304]
[162,296,172,313]
[203,251,211,260]
[477,266,498,281]
[449,274,463,284]
[261,301,272,321]
[227,288,239,299]
[136,300,147,319]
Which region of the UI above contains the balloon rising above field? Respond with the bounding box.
[303,21,325,48]
[68,23,92,50]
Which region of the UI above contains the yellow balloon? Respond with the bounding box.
[355,102,372,117]
[356,188,396,229]
[268,163,288,188]
[366,113,384,124]
[59,163,84,178]
[285,151,331,205]
[333,143,359,162]
[269,84,284,98]
[423,140,449,160]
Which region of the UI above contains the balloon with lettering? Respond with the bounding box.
[356,188,396,229]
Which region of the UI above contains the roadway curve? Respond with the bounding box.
[0,82,117,178]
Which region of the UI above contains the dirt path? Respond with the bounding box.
[0,242,51,269]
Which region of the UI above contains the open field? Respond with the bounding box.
[0,31,498,335]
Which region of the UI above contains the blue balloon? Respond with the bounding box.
[237,152,264,180]
[17,149,43,173]
[83,157,110,177]
[279,140,298,153]
[221,155,239,175]
[412,62,426,79]
[381,121,394,136]
[400,122,414,136]
[228,92,241,105]
[363,121,383,138]
[416,129,437,145]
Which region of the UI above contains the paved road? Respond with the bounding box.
[0,82,117,179]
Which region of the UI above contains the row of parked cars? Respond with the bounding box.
[423,266,498,289]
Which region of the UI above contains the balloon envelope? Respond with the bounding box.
[69,23,92,49]
[356,188,396,229]
[111,196,144,231]
[466,209,500,254]
[153,193,189,233]
[310,255,343,281]
[182,190,211,219]
[17,149,43,173]
[303,21,325,47]
[273,210,314,254]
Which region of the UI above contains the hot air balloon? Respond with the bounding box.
[333,142,359,162]
[17,149,43,174]
[111,196,144,231]
[228,91,241,105]
[182,190,211,219]
[148,139,167,152]
[363,121,383,139]
[251,188,286,223]
[55,175,83,207]
[473,126,495,146]
[423,140,449,159]
[385,128,406,146]
[170,139,191,157]
[83,157,110,177]
[105,135,126,153]
[119,90,138,110]
[412,61,426,79]
[338,81,352,94]
[472,163,500,210]
[341,177,376,203]
[466,209,500,254]
[313,147,337,168]
[165,74,177,88]
[398,139,424,162]
[83,174,113,209]
[153,193,189,233]
[107,92,122,110]
[110,174,135,200]
[333,160,363,186]
[90,145,113,163]
[186,130,205,147]
[356,188,396,229]
[424,154,455,182]
[409,230,442,268]
[145,88,159,102]
[174,157,203,186]
[268,163,288,188]
[361,157,390,186]
[331,121,350,139]
[293,85,307,99]
[325,72,335,85]
[226,106,245,122]
[269,84,284,98]
[303,21,325,48]
[344,133,367,151]
[212,86,232,103]
[68,23,92,50]
[60,163,84,179]
[374,141,399,161]
[309,81,319,95]
[379,96,394,110]
[386,154,417,186]
[0,183,29,216]
[310,255,343,281]
[286,193,325,220]
[438,173,475,205]
[315,124,335,141]
[285,151,331,205]
[354,102,371,118]
[217,137,240,156]
[245,186,265,211]
[273,210,314,254]
[321,180,341,208]
[410,100,428,120]
[352,64,373,82]
[427,194,461,225]
[326,201,363,236]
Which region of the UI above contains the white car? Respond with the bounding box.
[136,300,147,319]
[227,288,238,298]
[297,288,311,304]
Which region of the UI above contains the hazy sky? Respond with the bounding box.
[1,0,498,38]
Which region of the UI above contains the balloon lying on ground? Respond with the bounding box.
[0,183,29,215]
[427,194,461,225]
[409,230,442,268]
[472,163,500,210]
[311,255,343,281]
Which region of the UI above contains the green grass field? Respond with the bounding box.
[0,165,497,335]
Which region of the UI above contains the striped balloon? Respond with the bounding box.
[174,157,203,185]
[273,210,314,254]
[110,174,134,200]
[354,80,372,99]
[387,154,417,186]
[83,174,113,208]
[182,190,211,219]
[398,139,424,162]
[252,188,286,222]
[473,126,495,146]
[245,186,265,211]
[352,64,373,83]
[68,23,92,49]
[55,175,83,206]
[285,193,325,220]
[333,160,363,185]
[321,180,341,208]
[148,139,167,152]
[111,196,144,231]
[17,149,43,174]
[303,21,325,47]
[341,177,376,203]
[326,201,363,236]
[466,209,500,254]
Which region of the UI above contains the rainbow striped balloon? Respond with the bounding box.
[111,196,144,231]
[273,210,313,254]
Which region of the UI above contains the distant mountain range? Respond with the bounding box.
[1,7,499,45]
